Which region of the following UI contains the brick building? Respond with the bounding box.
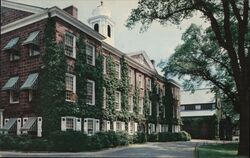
[0,0,181,137]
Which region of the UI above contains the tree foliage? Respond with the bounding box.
[126,0,249,156]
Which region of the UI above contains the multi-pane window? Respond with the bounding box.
[115,91,121,111]
[201,104,213,110]
[138,75,143,89]
[115,62,121,79]
[87,119,94,135]
[66,117,74,130]
[87,80,95,105]
[139,98,143,114]
[103,56,107,74]
[149,100,152,115]
[103,87,106,108]
[29,45,40,56]
[128,96,133,112]
[116,121,122,131]
[65,73,76,102]
[129,122,135,134]
[64,32,75,58]
[86,44,95,66]
[147,78,151,91]
[10,91,19,104]
[128,69,133,85]
[184,105,196,111]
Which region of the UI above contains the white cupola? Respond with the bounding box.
[88,1,115,45]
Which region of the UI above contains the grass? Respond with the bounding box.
[196,143,240,158]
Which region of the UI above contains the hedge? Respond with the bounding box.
[0,131,190,151]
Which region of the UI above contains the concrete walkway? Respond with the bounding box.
[0,140,234,157]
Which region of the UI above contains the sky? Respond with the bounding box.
[8,0,207,76]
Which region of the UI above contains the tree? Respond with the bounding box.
[158,23,238,118]
[126,0,249,156]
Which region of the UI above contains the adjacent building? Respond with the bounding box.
[180,88,221,139]
[0,0,181,137]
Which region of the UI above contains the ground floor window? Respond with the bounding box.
[148,123,155,134]
[84,118,99,136]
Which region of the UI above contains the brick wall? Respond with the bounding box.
[1,7,33,26]
[0,20,47,118]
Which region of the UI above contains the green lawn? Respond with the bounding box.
[196,143,240,158]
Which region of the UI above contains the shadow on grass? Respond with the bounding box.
[196,143,239,158]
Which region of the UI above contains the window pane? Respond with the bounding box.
[87,81,94,104]
[88,119,94,134]
[66,118,74,130]
[86,45,94,65]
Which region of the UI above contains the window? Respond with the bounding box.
[29,45,40,56]
[184,105,196,111]
[87,119,94,135]
[163,105,166,118]
[128,69,133,85]
[29,90,32,102]
[115,62,121,79]
[87,80,95,105]
[147,78,151,91]
[181,106,185,111]
[107,25,111,37]
[139,98,143,114]
[128,96,133,112]
[115,91,121,111]
[65,73,76,102]
[116,121,125,131]
[103,87,106,108]
[64,32,76,58]
[149,100,152,115]
[10,53,20,61]
[86,44,95,66]
[195,105,201,110]
[129,122,135,134]
[94,23,99,32]
[103,56,107,74]
[66,117,74,130]
[156,103,159,117]
[156,84,160,94]
[201,104,213,110]
[10,91,19,104]
[138,75,143,89]
[148,123,155,134]
[101,120,110,131]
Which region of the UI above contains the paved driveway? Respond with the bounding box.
[0,140,229,157]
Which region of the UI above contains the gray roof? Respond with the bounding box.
[180,88,216,105]
[20,73,38,90]
[1,76,19,91]
[0,118,17,131]
[2,37,19,51]
[21,117,36,131]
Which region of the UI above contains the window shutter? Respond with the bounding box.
[22,117,28,134]
[113,121,116,132]
[37,117,42,137]
[75,118,81,131]
[128,122,131,135]
[107,121,110,131]
[152,124,155,133]
[83,119,88,134]
[61,117,66,131]
[134,122,138,133]
[121,122,125,131]
[4,118,9,125]
[95,119,100,132]
[16,118,21,135]
[159,124,162,133]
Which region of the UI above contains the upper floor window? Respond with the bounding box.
[2,37,20,61]
[149,100,152,116]
[94,23,99,32]
[115,91,121,111]
[103,56,107,74]
[65,73,76,102]
[64,32,76,58]
[10,91,19,104]
[87,80,95,105]
[138,75,143,89]
[146,78,151,91]
[115,62,121,79]
[139,98,143,114]
[103,87,107,109]
[156,103,159,117]
[128,96,133,112]
[107,25,111,37]
[23,31,40,57]
[128,69,133,85]
[86,44,95,66]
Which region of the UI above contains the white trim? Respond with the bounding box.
[115,91,121,111]
[0,111,3,128]
[2,0,45,13]
[86,43,95,66]
[87,80,95,105]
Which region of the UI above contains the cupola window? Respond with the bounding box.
[94,23,99,32]
[107,25,111,37]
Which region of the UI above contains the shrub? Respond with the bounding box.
[147,133,158,142]
[157,131,191,142]
[134,132,147,143]
[48,131,89,152]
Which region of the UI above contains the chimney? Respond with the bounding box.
[63,5,78,19]
[150,60,155,67]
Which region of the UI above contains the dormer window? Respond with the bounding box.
[2,37,20,61]
[107,25,111,37]
[94,23,99,32]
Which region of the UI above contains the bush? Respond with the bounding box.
[157,131,191,142]
[48,131,89,152]
[134,133,147,143]
[147,133,158,142]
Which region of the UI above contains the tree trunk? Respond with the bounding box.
[238,89,249,156]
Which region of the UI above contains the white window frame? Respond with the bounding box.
[10,91,19,104]
[138,74,143,89]
[149,100,152,116]
[64,32,76,58]
[103,87,106,109]
[115,62,121,79]
[87,80,95,105]
[65,117,75,131]
[86,43,95,66]
[128,69,133,85]
[147,78,152,91]
[128,96,133,113]
[115,91,121,111]
[65,73,76,102]
[139,98,143,114]
[103,56,107,74]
